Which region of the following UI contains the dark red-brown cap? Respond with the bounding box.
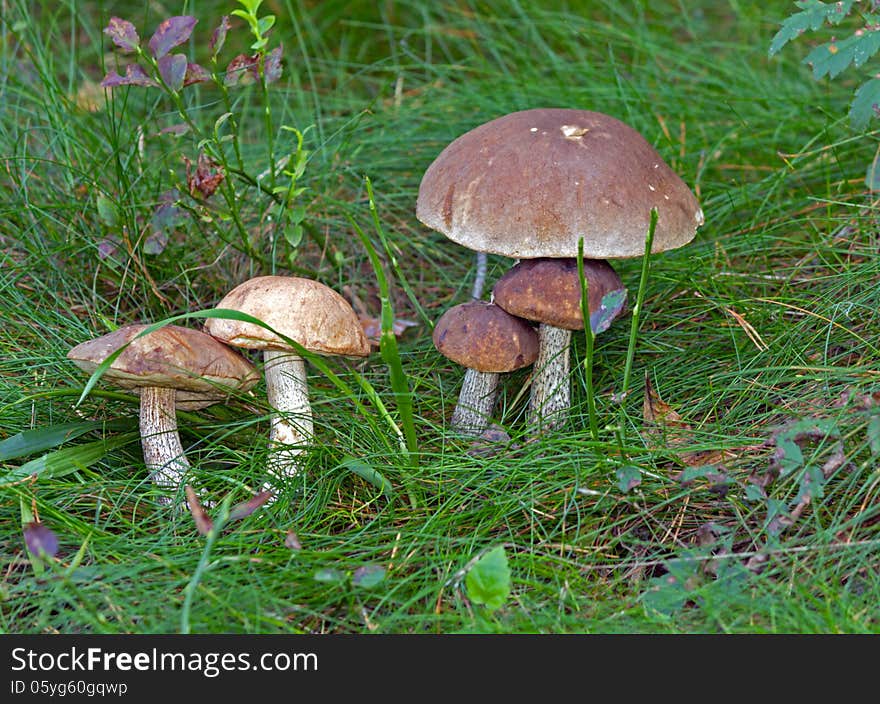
[492,258,625,331]
[416,108,704,259]
[433,301,539,373]
[67,324,260,410]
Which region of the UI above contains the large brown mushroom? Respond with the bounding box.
[433,300,539,435]
[67,324,259,499]
[204,276,370,487]
[416,108,703,429]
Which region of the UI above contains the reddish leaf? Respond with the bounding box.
[263,45,284,84]
[157,124,190,137]
[157,53,187,91]
[210,16,232,58]
[183,62,212,86]
[104,17,140,53]
[284,530,302,550]
[24,522,59,558]
[225,53,259,86]
[228,490,273,521]
[145,195,183,255]
[148,16,197,59]
[185,153,225,199]
[186,485,213,535]
[101,64,158,88]
[357,313,418,345]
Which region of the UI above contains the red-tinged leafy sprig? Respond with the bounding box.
[97,8,300,265]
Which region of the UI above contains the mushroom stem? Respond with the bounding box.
[528,324,572,432]
[263,349,313,483]
[139,386,190,494]
[450,368,500,436]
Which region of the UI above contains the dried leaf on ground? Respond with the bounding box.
[186,485,213,535]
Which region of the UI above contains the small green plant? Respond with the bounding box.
[464,545,511,612]
[100,1,310,266]
[769,0,880,130]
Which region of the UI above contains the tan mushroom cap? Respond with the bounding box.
[433,300,539,373]
[416,108,704,259]
[492,258,625,331]
[204,276,370,357]
[67,324,260,410]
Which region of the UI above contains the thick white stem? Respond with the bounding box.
[450,368,500,436]
[263,349,313,485]
[139,386,189,496]
[528,324,572,432]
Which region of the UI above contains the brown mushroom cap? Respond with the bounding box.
[416,108,704,259]
[204,276,370,357]
[67,324,260,410]
[492,258,625,331]
[432,300,539,373]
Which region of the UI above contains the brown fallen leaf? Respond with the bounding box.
[186,485,213,536]
[357,313,418,346]
[643,373,688,429]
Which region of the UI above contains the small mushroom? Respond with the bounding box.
[433,300,539,435]
[492,258,625,431]
[203,275,370,486]
[67,324,259,498]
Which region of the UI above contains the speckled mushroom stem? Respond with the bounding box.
[263,349,314,484]
[528,324,572,432]
[450,368,500,436]
[139,386,189,496]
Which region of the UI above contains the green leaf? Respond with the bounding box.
[775,435,804,476]
[313,568,347,584]
[0,433,139,484]
[769,0,857,57]
[95,194,118,227]
[868,415,880,456]
[640,555,701,616]
[0,420,133,461]
[850,77,880,130]
[615,465,642,493]
[283,223,303,248]
[351,564,386,589]
[257,15,275,36]
[465,545,511,611]
[590,287,627,334]
[338,456,393,500]
[235,0,263,14]
[803,30,880,81]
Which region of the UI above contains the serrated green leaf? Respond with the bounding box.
[850,77,880,129]
[0,420,133,462]
[0,433,139,484]
[465,545,510,611]
[769,0,857,57]
[776,435,804,476]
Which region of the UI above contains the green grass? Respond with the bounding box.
[1,0,879,634]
